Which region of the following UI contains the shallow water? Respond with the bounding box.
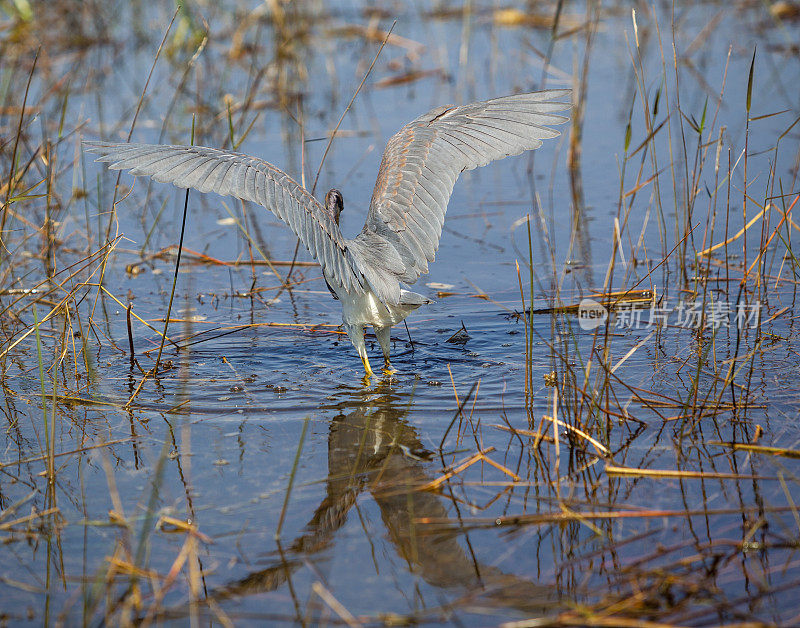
[1,1,800,625]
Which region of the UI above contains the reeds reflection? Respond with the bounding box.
[159,384,557,622]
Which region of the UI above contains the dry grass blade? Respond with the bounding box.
[0,507,60,532]
[0,438,131,470]
[478,453,521,481]
[541,415,610,457]
[417,505,800,529]
[492,424,555,444]
[696,203,767,256]
[156,516,213,543]
[610,329,655,374]
[420,447,496,491]
[741,195,798,279]
[708,442,800,459]
[606,465,775,480]
[153,245,319,267]
[529,289,654,315]
[502,616,692,628]
[311,581,361,627]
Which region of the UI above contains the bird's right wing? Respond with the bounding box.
[85,142,365,295]
[349,90,570,305]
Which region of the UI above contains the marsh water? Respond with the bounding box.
[1,1,800,625]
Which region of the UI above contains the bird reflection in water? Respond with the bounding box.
[170,384,557,621]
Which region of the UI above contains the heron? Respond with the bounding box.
[86,89,570,378]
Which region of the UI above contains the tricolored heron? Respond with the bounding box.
[86,89,570,377]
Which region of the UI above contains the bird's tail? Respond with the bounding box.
[399,289,433,307]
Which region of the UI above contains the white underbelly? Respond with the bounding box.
[338,289,405,327]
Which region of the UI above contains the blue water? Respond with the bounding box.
[1,1,799,625]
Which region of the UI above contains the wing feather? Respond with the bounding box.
[85,142,365,295]
[349,89,570,302]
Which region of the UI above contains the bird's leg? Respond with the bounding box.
[344,323,375,378]
[360,352,375,379]
[374,325,395,374]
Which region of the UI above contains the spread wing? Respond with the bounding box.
[347,89,570,305]
[84,142,365,295]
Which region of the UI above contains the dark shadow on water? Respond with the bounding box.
[159,382,558,622]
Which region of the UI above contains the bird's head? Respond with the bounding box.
[325,188,344,224]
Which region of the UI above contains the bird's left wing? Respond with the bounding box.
[348,90,570,305]
[85,142,365,295]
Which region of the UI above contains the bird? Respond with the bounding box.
[85,89,570,378]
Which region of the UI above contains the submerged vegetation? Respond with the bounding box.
[1,0,799,625]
